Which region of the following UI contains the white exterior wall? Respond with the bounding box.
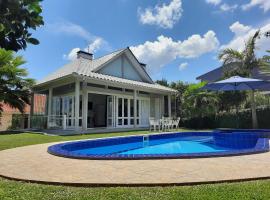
[123,56,143,81]
[98,57,122,77]
[98,55,143,82]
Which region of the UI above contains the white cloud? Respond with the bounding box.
[205,0,222,6]
[220,3,238,12]
[138,0,183,29]
[48,21,109,61]
[47,21,94,41]
[63,47,80,61]
[86,38,104,53]
[205,0,238,12]
[131,31,219,73]
[179,62,188,71]
[229,21,252,36]
[242,0,270,12]
[221,21,270,53]
[63,38,106,61]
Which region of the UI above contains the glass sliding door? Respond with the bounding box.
[130,99,134,126]
[117,97,129,127]
[137,99,140,126]
[62,96,75,128]
[106,95,150,128]
[117,97,123,126]
[107,96,116,127]
[140,99,150,126]
[116,97,140,127]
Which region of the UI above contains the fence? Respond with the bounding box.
[0,113,26,131]
[47,115,67,130]
[0,114,68,131]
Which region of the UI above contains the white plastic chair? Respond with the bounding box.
[149,117,161,131]
[172,117,180,129]
[168,118,174,130]
[162,117,171,131]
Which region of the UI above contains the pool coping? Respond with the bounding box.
[47,132,270,160]
[2,172,270,187]
[2,141,270,187]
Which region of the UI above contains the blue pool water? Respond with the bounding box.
[47,131,270,159]
[72,136,231,155]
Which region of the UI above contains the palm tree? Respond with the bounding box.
[182,82,219,120]
[218,30,270,128]
[0,48,35,116]
[218,31,270,77]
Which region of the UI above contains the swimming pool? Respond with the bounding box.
[48,131,270,159]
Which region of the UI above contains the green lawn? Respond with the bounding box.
[0,130,150,151]
[1,130,270,200]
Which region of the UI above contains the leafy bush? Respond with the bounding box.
[182,107,270,129]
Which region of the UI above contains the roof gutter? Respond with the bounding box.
[73,73,177,95]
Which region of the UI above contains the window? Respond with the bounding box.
[130,99,134,117]
[118,98,122,117]
[124,99,128,117]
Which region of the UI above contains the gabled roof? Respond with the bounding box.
[38,48,125,85]
[197,64,270,83]
[35,48,176,93]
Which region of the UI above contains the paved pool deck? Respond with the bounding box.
[1,142,270,186]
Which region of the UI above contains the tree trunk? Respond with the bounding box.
[251,90,258,129]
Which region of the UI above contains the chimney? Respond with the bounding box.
[77,50,93,60]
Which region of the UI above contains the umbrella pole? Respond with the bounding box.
[251,90,258,129]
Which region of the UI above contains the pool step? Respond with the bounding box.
[143,135,149,147]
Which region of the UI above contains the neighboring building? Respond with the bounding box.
[32,48,177,131]
[0,95,46,131]
[197,64,270,83]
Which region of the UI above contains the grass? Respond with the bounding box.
[1,177,270,200]
[0,130,148,151]
[1,129,270,199]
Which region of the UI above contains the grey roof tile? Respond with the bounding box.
[36,48,176,93]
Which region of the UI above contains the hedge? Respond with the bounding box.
[181,107,270,129]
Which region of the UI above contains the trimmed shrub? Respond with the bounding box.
[182,107,270,129]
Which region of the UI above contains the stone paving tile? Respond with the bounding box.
[1,142,270,185]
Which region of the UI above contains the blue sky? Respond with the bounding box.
[20,0,270,83]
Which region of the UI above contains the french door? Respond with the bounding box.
[116,97,137,127]
[107,95,150,128]
[107,96,116,127]
[62,96,75,128]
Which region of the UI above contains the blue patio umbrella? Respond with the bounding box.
[202,76,270,128]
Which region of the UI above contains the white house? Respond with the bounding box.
[32,48,177,131]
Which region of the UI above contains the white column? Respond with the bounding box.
[134,90,137,128]
[62,115,67,130]
[82,82,88,131]
[47,88,53,128]
[160,95,164,118]
[75,80,80,130]
[168,95,171,117]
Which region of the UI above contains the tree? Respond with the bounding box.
[218,31,270,128]
[182,82,219,119]
[156,78,169,87]
[170,81,188,117]
[0,48,35,115]
[0,0,44,51]
[217,91,246,112]
[218,31,270,77]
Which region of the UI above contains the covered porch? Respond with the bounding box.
[32,74,176,132]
